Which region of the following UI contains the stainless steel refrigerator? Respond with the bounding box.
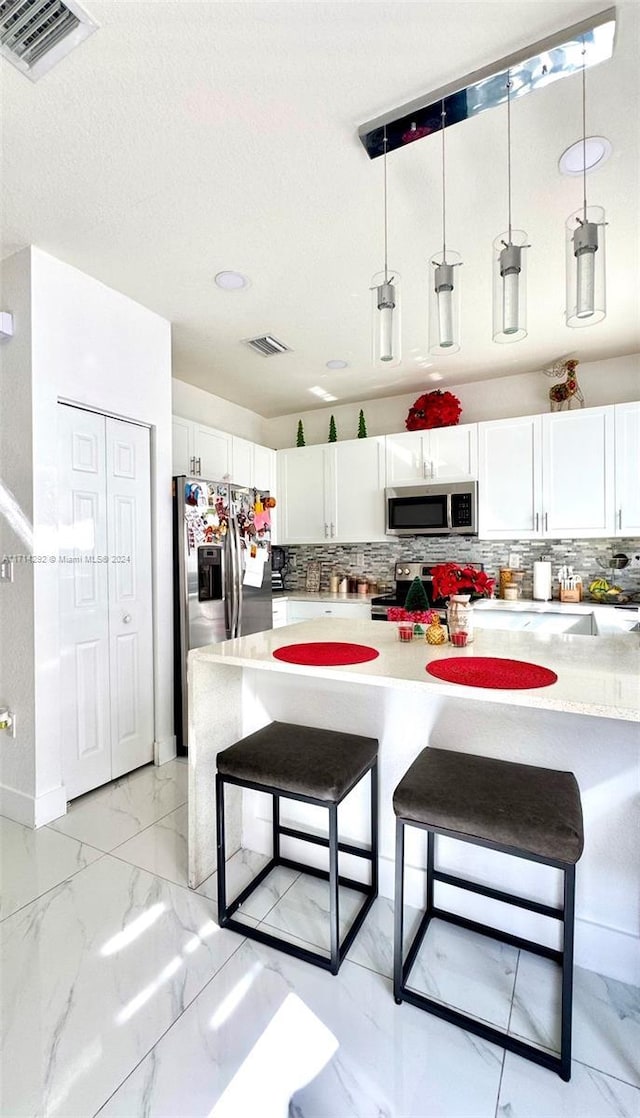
[173,476,273,752]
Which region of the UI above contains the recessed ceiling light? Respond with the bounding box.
[326,359,349,370]
[214,271,249,290]
[558,136,612,176]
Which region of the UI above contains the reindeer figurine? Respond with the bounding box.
[545,358,585,411]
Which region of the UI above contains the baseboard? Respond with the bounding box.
[155,735,177,766]
[0,782,35,826]
[0,781,66,827]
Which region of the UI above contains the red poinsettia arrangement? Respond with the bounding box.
[406,390,462,431]
[387,607,439,624]
[431,563,495,601]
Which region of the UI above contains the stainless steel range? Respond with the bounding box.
[371,561,442,620]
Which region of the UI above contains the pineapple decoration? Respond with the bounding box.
[296,420,305,447]
[425,613,446,645]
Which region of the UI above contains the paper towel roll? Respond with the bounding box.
[533,560,552,601]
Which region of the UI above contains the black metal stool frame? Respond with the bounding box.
[394,817,576,1081]
[216,759,378,975]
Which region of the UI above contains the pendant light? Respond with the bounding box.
[429,102,461,355]
[565,40,606,327]
[371,127,401,366]
[492,72,529,343]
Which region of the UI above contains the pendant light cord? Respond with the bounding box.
[383,126,389,282]
[506,71,512,242]
[581,39,588,221]
[441,101,447,263]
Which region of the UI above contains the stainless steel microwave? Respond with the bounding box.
[385,481,478,536]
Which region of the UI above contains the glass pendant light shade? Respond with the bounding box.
[428,251,461,354]
[492,230,529,342]
[565,205,606,326]
[371,270,401,366]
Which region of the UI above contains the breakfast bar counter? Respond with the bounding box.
[188,619,639,984]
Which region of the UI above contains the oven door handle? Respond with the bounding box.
[446,493,453,531]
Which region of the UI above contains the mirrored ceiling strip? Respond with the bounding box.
[358,7,616,159]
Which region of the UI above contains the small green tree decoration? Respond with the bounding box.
[328,415,337,443]
[357,409,367,438]
[296,420,305,447]
[404,576,431,634]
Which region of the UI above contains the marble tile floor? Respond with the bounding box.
[0,761,638,1117]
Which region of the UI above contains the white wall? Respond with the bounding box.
[0,249,37,823]
[0,246,174,826]
[172,378,267,444]
[262,353,640,448]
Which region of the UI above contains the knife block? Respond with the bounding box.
[559,586,582,602]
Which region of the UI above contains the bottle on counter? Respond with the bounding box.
[329,571,340,593]
[338,574,348,594]
[357,577,369,596]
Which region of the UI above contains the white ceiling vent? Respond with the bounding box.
[0,0,97,82]
[243,335,292,357]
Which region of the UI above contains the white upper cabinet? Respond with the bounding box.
[253,443,274,491]
[542,407,614,537]
[231,435,254,487]
[278,444,330,543]
[332,437,387,542]
[172,416,193,476]
[614,402,640,536]
[479,406,617,540]
[196,425,231,480]
[386,425,477,486]
[278,437,387,544]
[385,432,428,486]
[478,416,542,539]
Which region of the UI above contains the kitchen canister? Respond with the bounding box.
[533,559,553,601]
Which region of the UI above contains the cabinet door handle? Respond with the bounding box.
[544,512,548,532]
[324,523,328,538]
[618,508,622,529]
[330,522,335,537]
[535,512,539,533]
[189,457,194,474]
[197,457,202,475]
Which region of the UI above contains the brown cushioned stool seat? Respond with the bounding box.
[392,747,583,1082]
[218,721,378,803]
[393,747,583,864]
[216,721,378,975]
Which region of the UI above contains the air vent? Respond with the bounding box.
[243,335,292,357]
[0,0,97,82]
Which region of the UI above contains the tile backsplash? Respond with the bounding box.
[283,537,640,599]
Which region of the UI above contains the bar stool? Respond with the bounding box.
[393,748,584,1081]
[216,721,378,974]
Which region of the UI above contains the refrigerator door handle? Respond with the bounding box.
[222,538,232,639]
[229,526,239,638]
[234,519,244,636]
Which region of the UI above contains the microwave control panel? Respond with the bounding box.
[451,492,473,527]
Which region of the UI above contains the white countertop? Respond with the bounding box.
[191,617,640,722]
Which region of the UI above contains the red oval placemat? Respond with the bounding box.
[426,656,557,689]
[273,642,380,666]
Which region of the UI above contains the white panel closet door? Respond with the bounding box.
[105,418,154,779]
[58,406,112,799]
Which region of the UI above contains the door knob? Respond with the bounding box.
[123,614,132,624]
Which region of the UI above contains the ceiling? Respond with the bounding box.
[1,1,638,418]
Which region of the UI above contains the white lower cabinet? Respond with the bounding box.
[272,599,289,628]
[479,406,617,539]
[278,437,386,544]
[286,600,371,621]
